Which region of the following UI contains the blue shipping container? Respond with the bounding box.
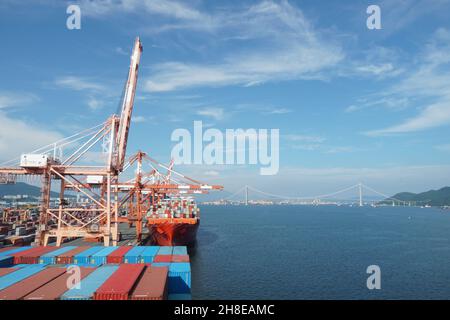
[152,262,191,294]
[172,246,188,255]
[140,246,160,263]
[157,246,173,255]
[60,265,119,300]
[0,256,13,267]
[73,247,104,264]
[39,246,77,264]
[0,246,32,257]
[0,265,46,290]
[168,293,192,300]
[124,246,146,263]
[90,247,118,264]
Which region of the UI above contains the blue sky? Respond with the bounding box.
[1,0,450,198]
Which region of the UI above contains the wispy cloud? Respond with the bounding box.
[365,28,450,136]
[435,144,450,152]
[55,76,105,92]
[196,107,225,121]
[0,112,62,162]
[0,92,39,109]
[143,1,343,92]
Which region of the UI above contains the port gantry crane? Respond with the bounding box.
[0,37,143,246]
[113,151,223,241]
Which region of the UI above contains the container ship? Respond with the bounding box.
[146,198,200,246]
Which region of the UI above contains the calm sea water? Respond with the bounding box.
[190,205,450,299]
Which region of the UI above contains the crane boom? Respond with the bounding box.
[115,37,143,172]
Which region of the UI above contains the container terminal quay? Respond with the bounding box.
[0,38,222,300]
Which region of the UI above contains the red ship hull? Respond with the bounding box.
[147,218,199,246]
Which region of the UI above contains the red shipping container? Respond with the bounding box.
[0,247,17,254]
[94,264,145,300]
[56,246,90,264]
[24,267,96,300]
[10,247,45,264]
[153,255,172,263]
[106,246,132,264]
[12,246,57,264]
[0,267,18,277]
[171,255,190,263]
[130,266,168,300]
[0,267,66,300]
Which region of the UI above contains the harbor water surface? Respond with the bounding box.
[191,205,450,299]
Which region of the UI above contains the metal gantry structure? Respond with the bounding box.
[0,37,143,246]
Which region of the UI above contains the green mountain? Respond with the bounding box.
[386,187,450,206]
[0,182,59,198]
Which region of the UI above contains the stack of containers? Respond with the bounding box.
[140,246,160,263]
[11,246,57,264]
[0,267,66,300]
[172,246,190,263]
[94,264,145,300]
[152,262,191,295]
[0,268,18,277]
[73,247,104,265]
[0,256,13,267]
[90,247,118,265]
[24,267,96,300]
[124,246,146,263]
[60,265,119,300]
[0,246,32,257]
[39,246,76,264]
[56,246,90,264]
[106,246,132,264]
[0,265,46,291]
[130,266,168,300]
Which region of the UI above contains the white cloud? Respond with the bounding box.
[132,115,148,123]
[144,1,343,91]
[263,107,292,115]
[55,76,105,92]
[284,134,325,143]
[364,28,450,135]
[0,92,39,109]
[79,0,206,21]
[87,97,104,111]
[435,144,450,152]
[196,107,225,121]
[0,112,63,163]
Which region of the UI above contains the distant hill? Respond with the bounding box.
[0,182,59,198]
[386,187,450,206]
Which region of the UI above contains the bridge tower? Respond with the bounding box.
[359,183,363,207]
[245,185,249,206]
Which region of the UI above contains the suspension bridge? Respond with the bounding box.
[221,183,430,207]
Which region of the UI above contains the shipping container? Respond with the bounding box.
[168,293,192,300]
[140,246,160,263]
[172,246,188,255]
[90,247,118,264]
[153,255,172,263]
[130,266,168,300]
[24,267,96,300]
[11,246,57,264]
[171,255,190,263]
[39,246,76,264]
[56,246,90,264]
[0,256,13,267]
[0,267,66,300]
[153,262,191,294]
[73,246,104,264]
[60,265,119,300]
[0,265,46,290]
[0,247,17,254]
[157,246,173,255]
[0,246,32,257]
[106,246,132,264]
[94,264,145,300]
[0,268,18,277]
[124,246,146,263]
